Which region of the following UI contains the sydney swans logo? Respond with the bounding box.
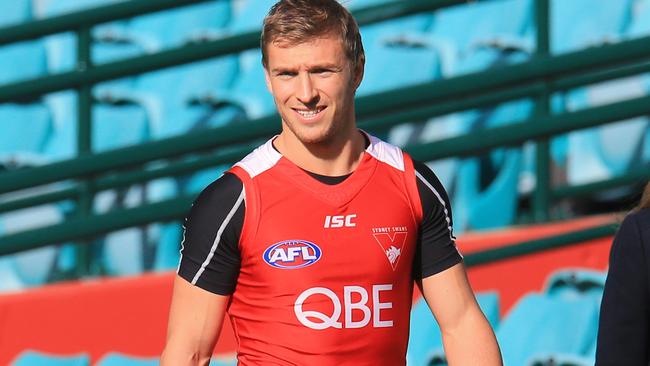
[372,226,408,271]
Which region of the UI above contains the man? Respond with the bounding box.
[161,1,502,365]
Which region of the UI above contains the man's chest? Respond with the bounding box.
[238,182,419,287]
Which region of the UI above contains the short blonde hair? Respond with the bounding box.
[261,0,365,69]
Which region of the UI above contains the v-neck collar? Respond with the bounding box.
[268,130,378,207]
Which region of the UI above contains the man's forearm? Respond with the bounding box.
[441,307,502,366]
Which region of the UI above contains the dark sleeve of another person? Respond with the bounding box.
[596,209,650,365]
[412,160,463,280]
[176,172,245,296]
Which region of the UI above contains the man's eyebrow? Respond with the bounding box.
[271,63,343,73]
[271,66,297,73]
[308,63,341,70]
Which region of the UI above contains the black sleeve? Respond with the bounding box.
[412,160,463,280]
[596,210,650,365]
[177,172,244,295]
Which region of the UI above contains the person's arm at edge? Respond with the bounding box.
[419,262,502,366]
[161,275,229,366]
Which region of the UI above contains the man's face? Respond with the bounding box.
[264,34,363,146]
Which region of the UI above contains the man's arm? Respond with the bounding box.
[161,276,229,366]
[419,263,502,366]
[161,172,245,365]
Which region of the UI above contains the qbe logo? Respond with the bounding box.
[263,240,322,269]
[294,284,394,330]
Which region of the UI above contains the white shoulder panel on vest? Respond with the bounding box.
[234,138,282,178]
[365,132,405,172]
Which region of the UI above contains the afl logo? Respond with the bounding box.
[263,240,322,269]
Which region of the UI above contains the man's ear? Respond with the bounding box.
[353,56,365,90]
[263,66,273,94]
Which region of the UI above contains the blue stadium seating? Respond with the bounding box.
[449,99,533,231]
[626,0,650,38]
[527,353,593,366]
[551,0,633,54]
[0,205,65,287]
[496,293,600,366]
[0,0,48,85]
[131,2,238,139]
[563,76,649,186]
[95,352,237,366]
[129,1,231,49]
[357,10,436,96]
[40,0,136,72]
[427,0,532,77]
[356,15,440,97]
[95,177,177,276]
[10,351,90,366]
[0,103,52,159]
[453,149,521,231]
[95,353,158,366]
[407,292,500,366]
[0,257,27,292]
[0,1,52,168]
[151,221,182,271]
[543,268,606,302]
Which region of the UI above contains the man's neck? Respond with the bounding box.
[274,128,367,177]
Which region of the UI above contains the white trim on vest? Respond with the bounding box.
[234,137,282,178]
[364,131,405,172]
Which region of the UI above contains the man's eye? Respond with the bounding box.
[314,69,333,75]
[278,72,296,77]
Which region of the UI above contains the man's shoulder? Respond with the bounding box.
[194,172,244,207]
[233,138,282,179]
[365,133,406,172]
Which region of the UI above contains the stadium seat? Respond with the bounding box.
[543,268,607,301]
[0,257,26,292]
[95,353,158,366]
[40,0,136,73]
[95,178,177,275]
[562,76,649,186]
[41,0,151,160]
[184,0,280,123]
[0,205,65,287]
[42,91,152,164]
[626,0,650,38]
[151,221,182,271]
[427,0,533,77]
[10,351,90,366]
[0,0,48,85]
[528,353,594,366]
[496,293,600,366]
[406,292,500,366]
[0,1,51,167]
[128,1,231,50]
[131,0,238,139]
[450,99,532,232]
[95,352,237,366]
[551,0,633,54]
[0,103,52,163]
[346,0,397,10]
[356,18,440,97]
[356,10,437,97]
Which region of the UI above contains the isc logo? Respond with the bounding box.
[324,214,357,228]
[263,240,322,269]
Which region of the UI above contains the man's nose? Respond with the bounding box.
[296,73,318,104]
